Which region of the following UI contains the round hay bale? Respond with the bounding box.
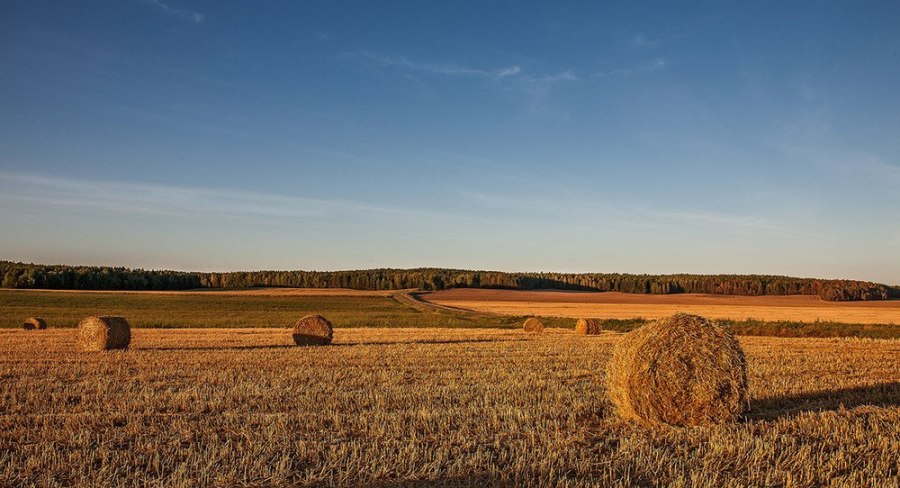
[77,316,131,351]
[523,317,544,334]
[293,314,333,346]
[606,313,747,427]
[575,318,601,335]
[23,317,47,330]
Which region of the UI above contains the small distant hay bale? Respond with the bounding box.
[575,318,601,335]
[523,317,544,334]
[606,313,747,428]
[23,317,47,330]
[77,316,131,351]
[293,314,334,345]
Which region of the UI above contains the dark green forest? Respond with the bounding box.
[1,260,896,301]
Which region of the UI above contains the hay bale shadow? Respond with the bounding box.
[745,381,900,421]
[332,338,529,347]
[140,338,527,351]
[141,345,298,351]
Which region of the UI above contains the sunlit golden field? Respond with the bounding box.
[425,289,900,324]
[2,327,899,486]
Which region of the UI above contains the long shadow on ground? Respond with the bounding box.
[136,344,297,351]
[745,381,900,421]
[139,338,529,351]
[332,338,530,347]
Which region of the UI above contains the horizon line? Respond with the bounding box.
[2,258,895,285]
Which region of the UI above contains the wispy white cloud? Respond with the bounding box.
[351,50,521,79]
[0,172,428,221]
[636,208,782,234]
[514,70,579,113]
[496,65,522,77]
[141,0,205,24]
[0,171,787,240]
[524,70,578,83]
[770,134,900,189]
[630,33,658,49]
[646,58,668,70]
[346,50,581,114]
[595,58,669,78]
[457,188,786,236]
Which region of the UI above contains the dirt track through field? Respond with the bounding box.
[424,289,900,324]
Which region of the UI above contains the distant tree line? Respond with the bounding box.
[0,261,200,291]
[1,261,895,301]
[197,268,894,301]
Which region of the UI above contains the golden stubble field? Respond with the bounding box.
[425,289,900,324]
[2,327,899,487]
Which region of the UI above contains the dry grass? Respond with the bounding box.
[1,327,899,486]
[607,314,748,427]
[426,289,900,324]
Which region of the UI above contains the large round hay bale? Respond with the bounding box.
[77,316,131,351]
[575,318,601,335]
[293,314,333,345]
[23,317,47,330]
[606,313,747,427]
[523,317,544,334]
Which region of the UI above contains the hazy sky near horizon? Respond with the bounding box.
[1,1,899,282]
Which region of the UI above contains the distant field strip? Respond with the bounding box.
[425,289,900,324]
[0,289,465,329]
[0,289,546,329]
[0,287,397,296]
[4,289,900,336]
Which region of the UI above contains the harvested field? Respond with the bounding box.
[425,289,900,324]
[1,327,898,486]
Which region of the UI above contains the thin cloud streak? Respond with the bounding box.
[595,58,669,78]
[523,70,578,83]
[141,0,205,24]
[457,188,786,235]
[351,50,521,79]
[347,50,581,114]
[1,172,786,241]
[0,172,431,222]
[630,33,658,49]
[514,69,580,114]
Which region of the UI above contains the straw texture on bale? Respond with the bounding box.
[575,318,601,335]
[293,314,334,346]
[523,317,544,334]
[606,313,747,427]
[77,316,131,351]
[23,317,47,330]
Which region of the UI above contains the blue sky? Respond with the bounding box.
[1,1,898,283]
